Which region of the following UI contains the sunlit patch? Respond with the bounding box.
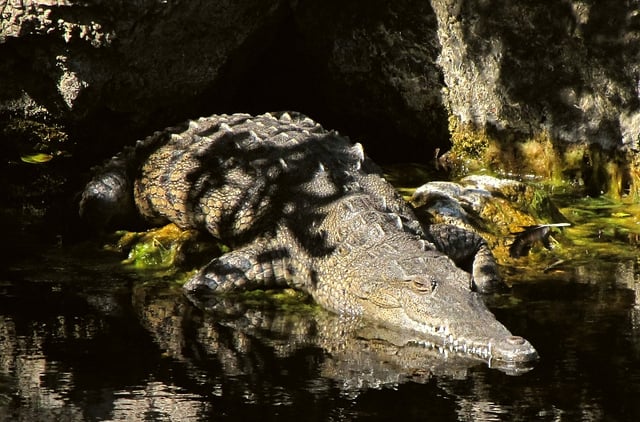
[105,223,224,279]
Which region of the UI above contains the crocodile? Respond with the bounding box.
[80,111,538,367]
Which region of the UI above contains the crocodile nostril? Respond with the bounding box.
[506,336,526,346]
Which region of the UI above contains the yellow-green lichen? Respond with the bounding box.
[446,115,640,198]
[447,117,491,167]
[483,131,564,184]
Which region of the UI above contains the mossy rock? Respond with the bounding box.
[446,116,640,200]
[410,175,569,263]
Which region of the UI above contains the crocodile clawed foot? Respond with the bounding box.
[471,271,502,294]
[184,250,259,293]
[184,262,250,293]
[184,269,221,292]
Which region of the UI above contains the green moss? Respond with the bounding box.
[108,223,223,280]
[446,115,640,198]
[125,237,175,268]
[240,289,320,314]
[448,116,490,160]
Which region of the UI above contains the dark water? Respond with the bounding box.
[2,237,640,421]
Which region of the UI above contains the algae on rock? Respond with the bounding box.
[410,175,569,264]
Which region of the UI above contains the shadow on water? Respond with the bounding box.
[2,235,640,421]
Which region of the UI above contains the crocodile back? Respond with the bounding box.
[133,112,375,246]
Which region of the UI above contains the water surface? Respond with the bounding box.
[2,199,640,421]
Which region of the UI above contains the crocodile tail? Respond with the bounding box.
[79,131,170,230]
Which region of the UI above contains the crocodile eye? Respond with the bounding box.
[411,278,437,294]
[411,280,428,293]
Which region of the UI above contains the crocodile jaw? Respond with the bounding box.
[360,301,539,367]
[335,263,539,367]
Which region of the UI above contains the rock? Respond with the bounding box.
[431,1,640,194]
[3,1,640,203]
[291,0,449,160]
[0,0,288,127]
[432,0,640,149]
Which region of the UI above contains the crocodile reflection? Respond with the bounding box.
[133,284,534,394]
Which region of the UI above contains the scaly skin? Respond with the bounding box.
[80,112,537,366]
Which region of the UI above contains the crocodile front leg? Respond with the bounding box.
[184,238,296,293]
[424,224,501,293]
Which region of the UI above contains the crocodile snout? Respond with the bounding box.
[490,335,539,364]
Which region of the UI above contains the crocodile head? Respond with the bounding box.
[349,252,538,370]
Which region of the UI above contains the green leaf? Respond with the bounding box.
[20,153,53,164]
[611,212,631,218]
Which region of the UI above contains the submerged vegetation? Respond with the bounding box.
[556,195,640,260]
